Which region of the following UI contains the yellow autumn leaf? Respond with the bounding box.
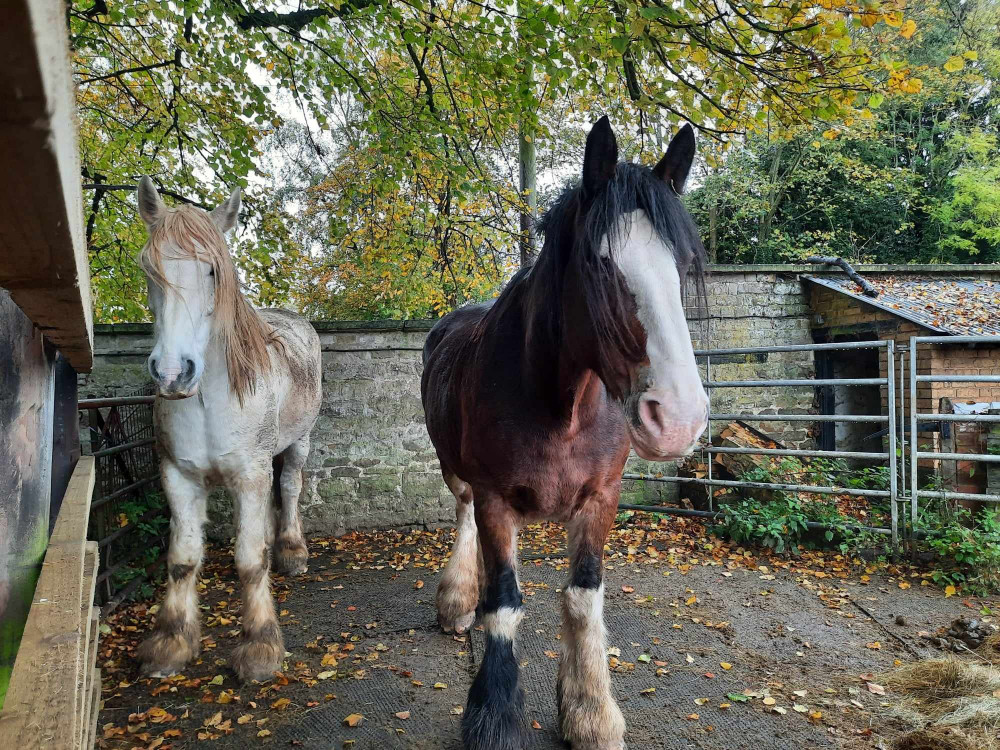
[859,11,879,27]
[882,11,902,27]
[900,78,923,94]
[822,129,839,140]
[899,19,917,38]
[271,698,291,710]
[945,584,956,597]
[690,48,708,64]
[963,50,978,60]
[720,662,733,670]
[944,56,965,72]
[343,713,364,727]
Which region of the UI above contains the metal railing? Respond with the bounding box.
[908,335,1000,513]
[621,340,903,546]
[80,387,167,613]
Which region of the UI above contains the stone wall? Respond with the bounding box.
[85,265,991,534]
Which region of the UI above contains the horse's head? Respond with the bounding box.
[136,177,241,399]
[560,117,708,461]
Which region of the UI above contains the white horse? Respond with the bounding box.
[134,177,322,682]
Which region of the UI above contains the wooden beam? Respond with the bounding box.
[0,457,95,746]
[85,669,100,750]
[76,548,98,749]
[0,0,93,371]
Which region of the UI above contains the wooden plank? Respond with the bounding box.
[77,548,98,750]
[85,669,100,750]
[80,613,98,750]
[0,457,95,747]
[0,0,93,370]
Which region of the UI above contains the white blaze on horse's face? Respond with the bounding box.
[137,176,240,400]
[604,210,708,460]
[146,254,215,399]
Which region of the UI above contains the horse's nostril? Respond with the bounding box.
[149,357,160,380]
[639,398,665,436]
[182,358,195,381]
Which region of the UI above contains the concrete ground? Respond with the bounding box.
[95,517,998,750]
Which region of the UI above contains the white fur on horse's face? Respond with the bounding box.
[606,209,708,460]
[146,253,215,399]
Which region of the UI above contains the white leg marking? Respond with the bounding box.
[560,583,625,750]
[481,606,524,642]
[438,478,480,633]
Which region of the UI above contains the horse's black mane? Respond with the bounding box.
[538,162,704,276]
[481,161,706,381]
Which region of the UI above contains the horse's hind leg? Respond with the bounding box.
[558,493,625,750]
[231,466,284,682]
[273,435,310,576]
[137,462,205,677]
[463,499,526,750]
[437,473,479,634]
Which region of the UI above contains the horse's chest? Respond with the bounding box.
[463,413,629,510]
[156,404,267,481]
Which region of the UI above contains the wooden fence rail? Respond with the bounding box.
[0,458,100,748]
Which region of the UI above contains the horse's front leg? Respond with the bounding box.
[558,492,625,750]
[137,462,206,677]
[273,435,310,576]
[231,467,284,682]
[462,498,526,750]
[437,473,480,634]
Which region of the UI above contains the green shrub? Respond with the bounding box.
[918,501,1000,595]
[715,493,857,555]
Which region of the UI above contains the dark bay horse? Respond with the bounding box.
[421,117,709,750]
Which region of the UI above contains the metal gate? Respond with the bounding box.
[621,334,1000,552]
[622,340,904,545]
[902,335,1000,529]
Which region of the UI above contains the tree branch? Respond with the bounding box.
[81,182,210,210]
[78,50,180,84]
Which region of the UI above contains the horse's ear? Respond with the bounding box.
[653,123,696,195]
[210,187,241,234]
[137,176,165,227]
[582,116,618,198]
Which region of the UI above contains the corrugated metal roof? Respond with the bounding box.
[804,275,1000,336]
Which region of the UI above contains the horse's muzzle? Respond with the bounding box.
[627,392,708,461]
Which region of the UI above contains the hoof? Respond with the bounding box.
[273,538,309,576]
[137,626,199,678]
[558,696,626,750]
[232,632,284,683]
[440,609,476,634]
[437,582,479,635]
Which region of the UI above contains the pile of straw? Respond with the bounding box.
[888,646,1000,750]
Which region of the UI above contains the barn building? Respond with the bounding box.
[807,272,1000,497]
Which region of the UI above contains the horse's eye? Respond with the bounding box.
[208,268,215,278]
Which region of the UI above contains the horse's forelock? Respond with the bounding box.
[551,162,706,378]
[140,205,278,404]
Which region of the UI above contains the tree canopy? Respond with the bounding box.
[685,0,1000,264]
[72,0,933,321]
